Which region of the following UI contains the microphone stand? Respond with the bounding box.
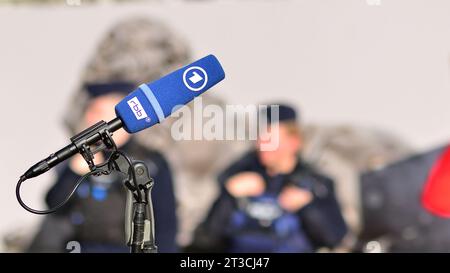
[119,159,158,253]
[83,133,158,253]
[17,120,158,253]
[83,130,158,253]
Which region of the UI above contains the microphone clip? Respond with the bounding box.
[70,120,118,173]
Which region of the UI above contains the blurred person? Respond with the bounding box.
[358,144,450,252]
[27,82,177,253]
[25,16,191,252]
[189,104,348,253]
[72,16,225,249]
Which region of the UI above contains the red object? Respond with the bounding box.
[422,145,450,218]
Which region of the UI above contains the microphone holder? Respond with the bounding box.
[78,127,158,253]
[106,153,158,253]
[16,120,158,252]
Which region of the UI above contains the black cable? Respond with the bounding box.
[16,150,140,214]
[144,189,156,248]
[16,146,143,217]
[16,170,98,215]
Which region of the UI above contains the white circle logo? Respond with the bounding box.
[183,66,208,92]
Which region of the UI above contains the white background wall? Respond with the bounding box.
[1,0,450,251]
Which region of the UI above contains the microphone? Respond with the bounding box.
[422,145,450,218]
[22,54,225,180]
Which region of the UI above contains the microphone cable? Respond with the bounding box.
[15,150,138,215]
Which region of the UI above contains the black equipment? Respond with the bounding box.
[16,120,157,253]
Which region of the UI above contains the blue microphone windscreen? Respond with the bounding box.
[115,54,225,133]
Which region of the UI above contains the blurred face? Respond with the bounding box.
[256,123,302,169]
[84,93,130,147]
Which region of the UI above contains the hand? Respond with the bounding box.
[225,172,266,198]
[278,186,313,212]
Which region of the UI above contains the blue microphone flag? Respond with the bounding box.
[115,54,225,133]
